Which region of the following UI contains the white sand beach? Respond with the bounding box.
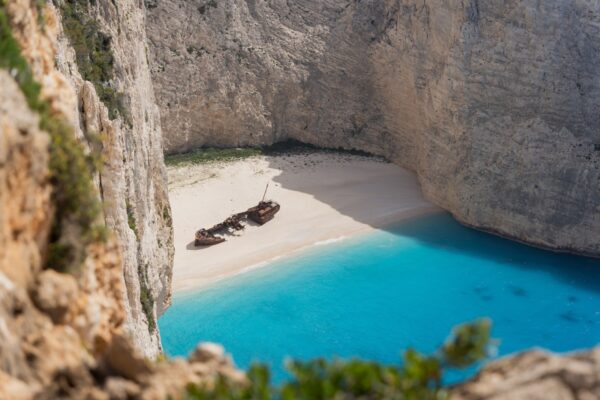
[168,152,439,292]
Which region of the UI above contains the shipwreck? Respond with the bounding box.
[194,185,280,247]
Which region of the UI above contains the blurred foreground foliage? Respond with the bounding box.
[185,319,493,400]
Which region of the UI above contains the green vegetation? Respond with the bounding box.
[144,0,158,10]
[165,147,264,167]
[35,0,45,29]
[59,0,131,126]
[1,1,102,273]
[0,2,46,111]
[126,201,138,237]
[185,320,493,400]
[198,0,218,15]
[138,264,156,333]
[162,204,172,228]
[165,140,379,167]
[140,283,156,333]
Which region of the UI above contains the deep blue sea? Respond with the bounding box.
[159,213,600,382]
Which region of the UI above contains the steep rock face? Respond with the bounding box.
[0,4,237,395]
[2,0,173,357]
[0,0,126,391]
[146,0,600,256]
[54,0,174,356]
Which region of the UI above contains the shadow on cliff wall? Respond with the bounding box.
[263,152,600,297]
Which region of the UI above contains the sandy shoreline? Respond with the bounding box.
[168,152,439,293]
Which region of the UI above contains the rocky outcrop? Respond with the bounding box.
[146,0,600,257]
[0,45,126,396]
[453,348,600,400]
[1,0,172,357]
[52,0,174,356]
[0,3,234,395]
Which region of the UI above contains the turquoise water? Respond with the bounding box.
[159,213,600,381]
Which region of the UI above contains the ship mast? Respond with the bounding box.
[261,183,269,202]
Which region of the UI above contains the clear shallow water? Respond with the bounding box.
[159,213,600,381]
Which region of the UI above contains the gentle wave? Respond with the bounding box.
[314,236,348,246]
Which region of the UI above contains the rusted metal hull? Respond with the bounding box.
[248,202,281,225]
[195,228,226,247]
[194,236,226,247]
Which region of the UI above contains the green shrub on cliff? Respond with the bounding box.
[185,319,493,400]
[140,283,156,333]
[1,1,102,272]
[138,263,156,333]
[126,200,138,237]
[59,0,131,125]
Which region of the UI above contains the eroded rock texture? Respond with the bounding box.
[147,0,600,256]
[54,0,174,356]
[0,4,240,393]
[0,18,126,392]
[453,348,600,400]
[1,0,173,357]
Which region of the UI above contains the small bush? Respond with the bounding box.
[139,283,156,333]
[35,0,45,29]
[144,0,158,9]
[198,0,217,15]
[126,201,138,237]
[138,264,156,333]
[162,205,172,228]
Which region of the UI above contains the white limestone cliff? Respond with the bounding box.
[147,0,600,257]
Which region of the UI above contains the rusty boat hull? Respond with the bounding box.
[194,230,226,247]
[194,200,281,246]
[247,201,281,225]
